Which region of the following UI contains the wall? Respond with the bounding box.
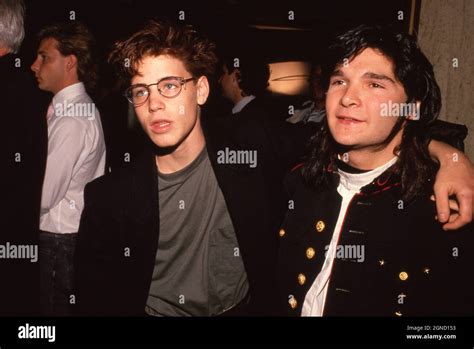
[417,0,474,159]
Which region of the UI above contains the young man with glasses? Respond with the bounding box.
[76,21,265,316]
[75,20,474,316]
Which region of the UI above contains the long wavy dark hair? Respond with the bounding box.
[302,24,441,202]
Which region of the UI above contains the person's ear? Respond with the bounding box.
[231,69,241,83]
[407,100,421,121]
[0,46,11,57]
[66,55,78,72]
[196,76,210,106]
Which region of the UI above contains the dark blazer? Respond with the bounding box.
[277,166,474,316]
[234,97,267,120]
[228,96,284,123]
[1,54,48,315]
[74,117,315,316]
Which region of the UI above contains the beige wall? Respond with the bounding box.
[417,0,474,159]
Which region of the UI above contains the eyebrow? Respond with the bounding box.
[131,76,180,86]
[362,72,396,84]
[331,69,343,77]
[330,70,396,84]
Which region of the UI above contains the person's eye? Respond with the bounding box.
[133,88,147,98]
[164,83,178,90]
[330,79,345,86]
[369,82,384,89]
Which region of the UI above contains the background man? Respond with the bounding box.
[219,52,271,120]
[31,22,106,315]
[1,0,47,316]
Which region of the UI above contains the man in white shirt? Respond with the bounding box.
[31,22,106,316]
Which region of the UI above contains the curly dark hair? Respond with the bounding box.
[108,20,218,82]
[302,24,441,202]
[38,22,98,93]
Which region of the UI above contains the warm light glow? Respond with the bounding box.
[268,61,311,95]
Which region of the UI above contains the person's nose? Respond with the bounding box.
[340,83,361,108]
[148,89,166,113]
[31,57,39,73]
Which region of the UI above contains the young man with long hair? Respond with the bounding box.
[277,24,473,316]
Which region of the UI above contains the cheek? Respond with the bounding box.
[44,63,59,79]
[367,97,384,119]
[365,92,395,122]
[369,99,398,133]
[325,90,339,114]
[134,106,149,127]
[178,94,198,116]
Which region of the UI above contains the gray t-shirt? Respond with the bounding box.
[145,147,249,316]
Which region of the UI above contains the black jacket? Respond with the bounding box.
[233,97,270,121]
[277,166,474,316]
[74,117,314,316]
[1,54,47,315]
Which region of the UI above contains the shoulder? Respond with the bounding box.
[83,166,134,208]
[392,192,473,249]
[51,104,101,134]
[203,116,268,146]
[284,164,314,198]
[84,151,154,207]
[48,117,88,141]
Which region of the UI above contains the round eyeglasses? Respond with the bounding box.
[124,76,196,106]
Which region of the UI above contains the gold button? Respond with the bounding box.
[315,220,325,233]
[306,247,316,259]
[395,311,403,317]
[379,259,385,266]
[279,229,286,237]
[399,271,409,281]
[423,267,430,274]
[297,273,306,285]
[288,296,297,309]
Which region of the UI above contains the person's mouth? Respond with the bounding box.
[336,115,364,125]
[150,119,173,134]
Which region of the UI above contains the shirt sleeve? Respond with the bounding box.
[40,117,89,214]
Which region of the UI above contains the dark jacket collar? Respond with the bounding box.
[326,160,402,196]
[127,148,159,224]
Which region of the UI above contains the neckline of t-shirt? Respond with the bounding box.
[157,145,208,181]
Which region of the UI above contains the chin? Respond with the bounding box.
[150,130,187,149]
[331,132,356,146]
[150,137,177,149]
